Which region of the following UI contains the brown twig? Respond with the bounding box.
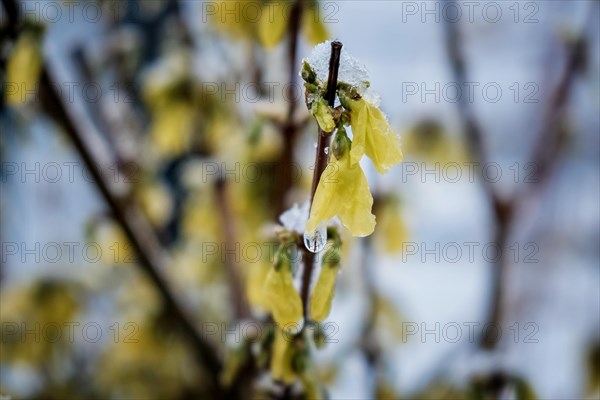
[214,178,251,320]
[274,0,304,215]
[2,0,228,395]
[300,41,343,320]
[444,2,587,349]
[37,66,225,396]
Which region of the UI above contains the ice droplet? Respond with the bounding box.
[324,147,329,155]
[303,224,327,253]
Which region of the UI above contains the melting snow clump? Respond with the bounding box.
[303,40,370,94]
[279,202,309,233]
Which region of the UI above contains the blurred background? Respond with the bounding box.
[1,0,599,399]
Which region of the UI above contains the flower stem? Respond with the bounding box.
[309,41,343,204]
[301,41,343,320]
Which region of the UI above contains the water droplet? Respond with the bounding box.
[324,147,329,155]
[303,224,327,253]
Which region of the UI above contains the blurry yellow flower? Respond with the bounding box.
[150,102,194,157]
[182,188,222,242]
[247,121,283,162]
[264,249,303,329]
[0,282,79,364]
[309,246,340,322]
[220,344,248,387]
[97,324,194,399]
[258,2,287,49]
[376,200,409,253]
[137,182,173,227]
[207,0,257,39]
[348,98,403,173]
[94,221,134,265]
[270,327,296,384]
[302,6,329,45]
[246,260,272,310]
[5,33,42,106]
[306,137,375,237]
[402,119,468,164]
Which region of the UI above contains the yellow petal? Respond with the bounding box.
[350,99,403,173]
[270,327,296,384]
[306,150,375,237]
[309,262,338,322]
[264,255,303,329]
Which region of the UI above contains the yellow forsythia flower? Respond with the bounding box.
[258,2,287,49]
[309,247,340,322]
[246,260,272,310]
[150,102,194,157]
[137,182,173,227]
[306,141,376,237]
[207,0,256,39]
[264,250,303,329]
[6,33,42,106]
[377,200,408,253]
[270,327,296,384]
[348,98,403,173]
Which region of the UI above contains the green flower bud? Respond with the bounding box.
[311,97,335,133]
[313,325,326,349]
[301,61,317,84]
[332,126,350,160]
[304,82,319,95]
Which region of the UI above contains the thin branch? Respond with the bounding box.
[444,0,587,349]
[274,0,304,215]
[309,41,343,204]
[214,178,251,320]
[37,66,224,396]
[3,1,225,395]
[300,41,343,320]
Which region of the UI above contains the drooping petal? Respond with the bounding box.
[349,98,403,173]
[270,327,296,384]
[263,254,303,329]
[309,247,340,321]
[306,150,375,237]
[348,98,368,165]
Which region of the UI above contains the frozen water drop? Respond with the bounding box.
[303,224,327,253]
[324,147,329,155]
